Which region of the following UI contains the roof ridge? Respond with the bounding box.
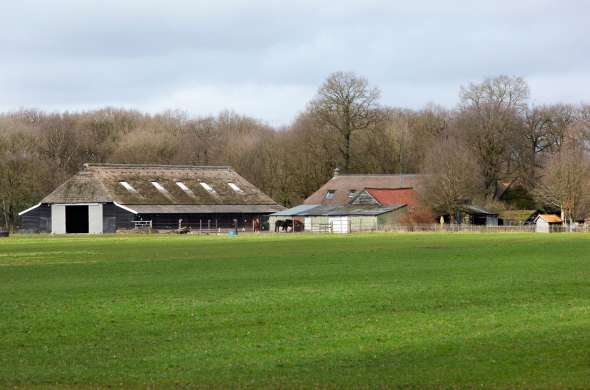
[336,173,421,177]
[366,187,414,190]
[84,163,232,170]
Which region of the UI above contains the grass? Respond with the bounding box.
[1,233,590,388]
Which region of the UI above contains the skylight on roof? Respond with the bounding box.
[176,181,196,198]
[200,182,216,193]
[150,181,169,193]
[119,181,137,193]
[228,182,243,192]
[176,181,190,191]
[324,190,335,200]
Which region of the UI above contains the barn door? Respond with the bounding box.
[65,205,89,233]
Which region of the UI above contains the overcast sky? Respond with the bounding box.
[1,0,589,126]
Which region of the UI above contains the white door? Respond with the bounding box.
[51,204,66,234]
[88,204,103,234]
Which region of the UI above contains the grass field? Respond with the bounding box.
[1,233,590,388]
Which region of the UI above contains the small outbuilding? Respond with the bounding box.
[534,214,562,233]
[268,204,319,232]
[299,204,407,233]
[438,205,499,226]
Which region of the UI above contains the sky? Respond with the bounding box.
[1,0,589,126]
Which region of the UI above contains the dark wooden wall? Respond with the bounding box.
[138,213,264,231]
[20,204,51,233]
[103,203,135,232]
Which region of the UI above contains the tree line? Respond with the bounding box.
[1,72,589,230]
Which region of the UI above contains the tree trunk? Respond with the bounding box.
[344,131,352,172]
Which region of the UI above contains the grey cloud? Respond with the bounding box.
[0,0,589,125]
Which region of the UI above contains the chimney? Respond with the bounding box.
[333,167,340,177]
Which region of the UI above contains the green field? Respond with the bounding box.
[1,233,590,388]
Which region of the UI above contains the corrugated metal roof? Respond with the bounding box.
[128,204,285,214]
[298,204,406,217]
[270,204,320,216]
[461,205,497,215]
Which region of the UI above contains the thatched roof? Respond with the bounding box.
[41,164,281,209]
[304,174,423,205]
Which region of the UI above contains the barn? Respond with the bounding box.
[19,163,284,234]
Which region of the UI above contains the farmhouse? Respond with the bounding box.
[270,171,419,232]
[304,170,422,206]
[19,163,284,234]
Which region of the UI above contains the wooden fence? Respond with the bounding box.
[380,224,537,233]
[276,222,590,234]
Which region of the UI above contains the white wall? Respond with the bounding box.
[88,204,103,234]
[329,216,350,234]
[51,204,66,234]
[536,219,549,233]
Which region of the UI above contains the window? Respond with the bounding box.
[150,181,168,193]
[200,182,216,193]
[228,182,243,192]
[348,190,356,198]
[176,181,196,198]
[176,181,190,191]
[119,181,137,193]
[324,190,335,200]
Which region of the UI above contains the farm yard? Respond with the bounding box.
[1,233,590,388]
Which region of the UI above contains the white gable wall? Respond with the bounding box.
[51,203,104,234]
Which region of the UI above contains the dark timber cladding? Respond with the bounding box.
[18,163,284,233]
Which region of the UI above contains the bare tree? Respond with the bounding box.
[309,72,381,172]
[534,133,590,227]
[418,138,483,218]
[457,75,529,198]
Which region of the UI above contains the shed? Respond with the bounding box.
[298,204,407,233]
[268,204,319,232]
[534,214,562,233]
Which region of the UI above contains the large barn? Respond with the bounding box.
[19,163,284,234]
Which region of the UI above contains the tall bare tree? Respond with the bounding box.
[458,75,529,198]
[309,72,381,172]
[418,138,483,218]
[534,132,590,226]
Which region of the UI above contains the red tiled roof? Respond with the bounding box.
[366,188,421,208]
